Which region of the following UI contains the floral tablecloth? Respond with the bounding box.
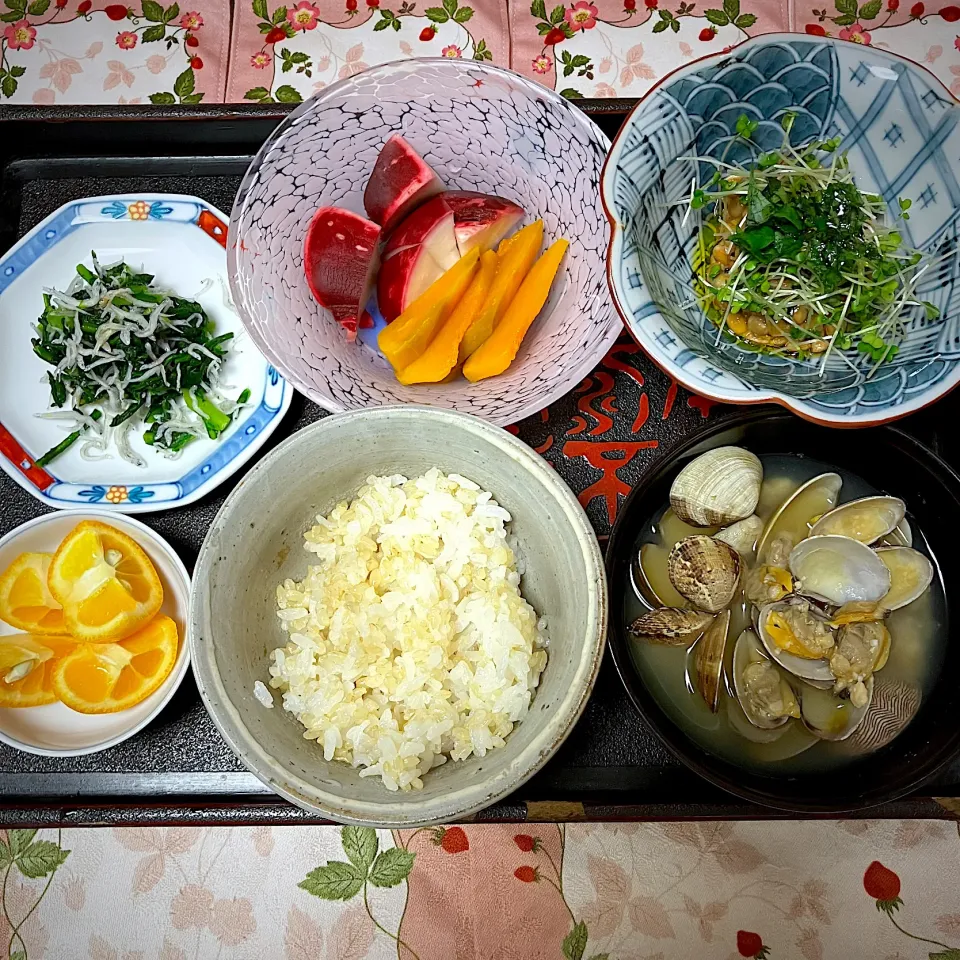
[6,0,960,106]
[1,818,959,959]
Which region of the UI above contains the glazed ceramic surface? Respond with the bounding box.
[603,36,960,426]
[0,194,291,512]
[0,510,191,756]
[228,59,621,426]
[190,406,607,826]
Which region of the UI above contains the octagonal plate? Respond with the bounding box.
[0,194,291,513]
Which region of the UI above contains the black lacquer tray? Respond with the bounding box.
[0,105,957,826]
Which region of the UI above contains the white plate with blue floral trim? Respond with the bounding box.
[0,194,292,513]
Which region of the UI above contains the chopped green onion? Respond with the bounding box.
[34,410,103,469]
[75,263,97,284]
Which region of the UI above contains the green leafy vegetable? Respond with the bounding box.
[685,115,938,375]
[31,255,249,467]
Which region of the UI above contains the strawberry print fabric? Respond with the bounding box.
[0,0,227,104]
[508,0,960,101]
[6,0,960,105]
[224,0,508,104]
[2,818,959,958]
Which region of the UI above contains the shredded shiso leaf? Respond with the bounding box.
[31,254,249,467]
[684,113,940,375]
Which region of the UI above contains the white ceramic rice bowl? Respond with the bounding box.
[189,406,606,826]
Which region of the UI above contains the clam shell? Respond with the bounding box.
[732,629,798,730]
[727,695,820,753]
[876,546,934,611]
[631,546,664,610]
[809,495,905,544]
[757,472,842,563]
[669,446,762,527]
[757,602,835,683]
[628,608,713,644]
[693,608,730,712]
[830,601,885,626]
[847,678,921,752]
[667,536,741,613]
[799,677,873,741]
[633,543,688,609]
[880,518,913,548]
[789,535,891,605]
[716,515,764,557]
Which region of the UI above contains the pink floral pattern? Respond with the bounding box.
[287,0,320,31]
[507,0,960,100]
[0,0,225,103]
[5,0,960,103]
[40,54,80,89]
[566,0,599,30]
[6,0,960,145]
[227,0,499,102]
[5,19,35,49]
[0,820,955,959]
[838,20,871,41]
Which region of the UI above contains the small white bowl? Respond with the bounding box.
[0,509,191,756]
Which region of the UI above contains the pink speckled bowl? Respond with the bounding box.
[227,59,620,425]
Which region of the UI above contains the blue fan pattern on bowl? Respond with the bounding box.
[605,36,960,421]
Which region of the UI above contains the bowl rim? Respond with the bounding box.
[605,406,960,812]
[189,405,608,826]
[0,192,292,512]
[599,34,960,429]
[0,508,192,757]
[226,58,622,428]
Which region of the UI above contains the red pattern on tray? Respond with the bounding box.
[511,333,720,533]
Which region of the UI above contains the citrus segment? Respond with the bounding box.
[48,521,163,643]
[52,614,178,714]
[0,553,64,635]
[0,635,76,708]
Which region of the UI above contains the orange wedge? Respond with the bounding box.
[47,521,163,643]
[0,635,76,708]
[52,614,178,714]
[0,553,65,635]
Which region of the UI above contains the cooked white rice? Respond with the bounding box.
[267,469,549,791]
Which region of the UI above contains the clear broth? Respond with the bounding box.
[625,454,947,774]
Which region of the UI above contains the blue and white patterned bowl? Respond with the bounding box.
[0,194,291,513]
[229,59,621,426]
[602,35,960,426]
